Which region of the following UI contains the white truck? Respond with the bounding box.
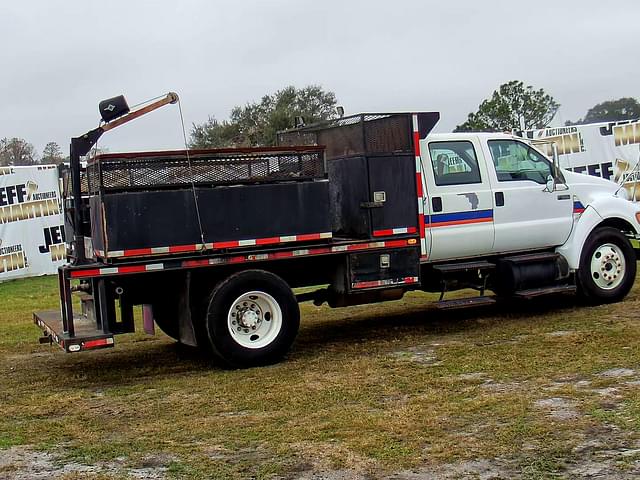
[34,97,640,367]
[420,132,638,302]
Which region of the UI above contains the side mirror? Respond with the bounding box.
[545,174,555,192]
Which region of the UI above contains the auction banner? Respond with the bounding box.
[520,119,640,199]
[0,165,65,281]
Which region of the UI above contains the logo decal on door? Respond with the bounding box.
[457,192,479,210]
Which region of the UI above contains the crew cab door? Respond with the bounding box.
[423,139,495,261]
[482,139,573,252]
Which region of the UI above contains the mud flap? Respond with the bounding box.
[178,272,198,347]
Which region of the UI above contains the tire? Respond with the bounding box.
[577,227,636,304]
[205,270,300,368]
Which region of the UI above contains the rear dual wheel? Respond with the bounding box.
[205,270,300,368]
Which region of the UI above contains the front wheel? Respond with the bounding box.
[205,270,300,368]
[578,227,636,304]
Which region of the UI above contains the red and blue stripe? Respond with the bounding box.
[425,209,494,228]
[573,201,585,214]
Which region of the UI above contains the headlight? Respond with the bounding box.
[616,188,630,201]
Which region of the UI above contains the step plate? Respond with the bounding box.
[436,296,497,310]
[513,285,577,299]
[503,252,559,264]
[34,310,114,353]
[433,261,495,274]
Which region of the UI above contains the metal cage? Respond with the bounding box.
[86,146,327,194]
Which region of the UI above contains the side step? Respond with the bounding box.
[436,296,496,310]
[502,252,559,264]
[34,310,114,353]
[433,260,495,274]
[513,285,577,299]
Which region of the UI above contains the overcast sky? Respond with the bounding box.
[1,0,639,156]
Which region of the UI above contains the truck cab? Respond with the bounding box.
[422,133,575,260]
[420,131,640,303]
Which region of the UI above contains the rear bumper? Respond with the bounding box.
[34,310,114,353]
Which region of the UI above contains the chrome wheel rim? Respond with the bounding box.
[590,243,625,290]
[227,291,282,349]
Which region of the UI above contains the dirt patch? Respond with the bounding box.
[598,368,636,378]
[387,459,517,479]
[566,444,640,479]
[292,469,369,480]
[0,446,171,479]
[591,387,621,397]
[391,346,441,366]
[534,397,581,421]
[456,372,488,381]
[546,330,577,337]
[479,380,523,393]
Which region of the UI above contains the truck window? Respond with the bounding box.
[428,141,482,186]
[488,140,552,184]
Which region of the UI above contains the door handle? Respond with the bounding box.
[557,194,571,200]
[495,192,504,207]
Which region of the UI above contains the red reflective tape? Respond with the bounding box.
[425,218,494,228]
[229,256,246,264]
[372,227,417,237]
[118,265,146,274]
[169,244,199,253]
[183,259,209,268]
[418,213,426,239]
[70,269,101,278]
[256,237,281,245]
[213,240,240,249]
[347,243,373,251]
[82,338,111,349]
[413,131,421,156]
[296,233,322,241]
[272,251,294,259]
[353,276,418,290]
[123,248,152,257]
[353,280,381,289]
[416,172,423,197]
[385,239,410,248]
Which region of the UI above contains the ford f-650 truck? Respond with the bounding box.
[34,93,640,368]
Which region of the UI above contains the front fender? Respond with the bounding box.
[556,197,640,269]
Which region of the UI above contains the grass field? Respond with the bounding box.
[1,275,639,479]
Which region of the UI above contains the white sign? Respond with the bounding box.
[0,165,65,281]
[520,119,640,199]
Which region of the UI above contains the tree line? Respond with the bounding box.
[5,84,639,163]
[0,138,65,166]
[190,83,640,148]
